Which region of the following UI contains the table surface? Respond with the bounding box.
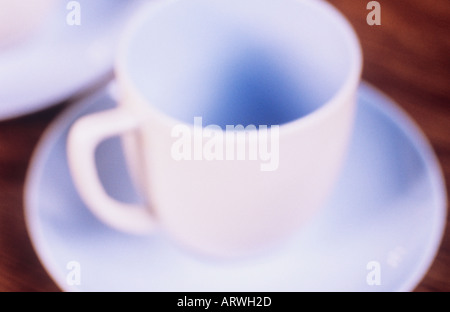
[0,0,448,292]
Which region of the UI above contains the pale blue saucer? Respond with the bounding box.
[24,82,447,292]
[0,0,145,120]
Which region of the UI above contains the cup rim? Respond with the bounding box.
[115,0,363,134]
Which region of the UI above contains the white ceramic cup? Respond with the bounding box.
[68,0,362,258]
[0,0,57,50]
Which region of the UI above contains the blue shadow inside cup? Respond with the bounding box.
[125,0,357,128]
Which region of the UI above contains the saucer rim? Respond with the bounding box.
[356,83,447,292]
[23,81,448,292]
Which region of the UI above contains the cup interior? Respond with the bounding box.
[123,0,360,128]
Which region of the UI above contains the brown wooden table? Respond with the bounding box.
[0,0,448,292]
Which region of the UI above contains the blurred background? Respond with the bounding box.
[0,0,448,291]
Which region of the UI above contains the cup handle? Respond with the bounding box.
[67,107,157,234]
